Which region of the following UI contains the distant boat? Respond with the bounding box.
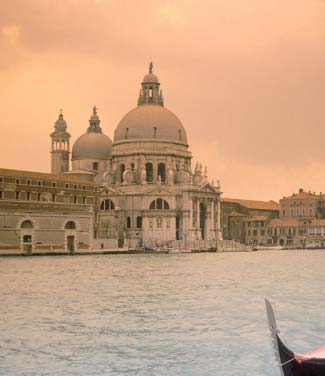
[266,299,325,375]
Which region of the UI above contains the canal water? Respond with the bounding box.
[1,250,325,376]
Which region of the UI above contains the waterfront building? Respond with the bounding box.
[95,64,222,249]
[0,63,223,253]
[266,189,325,248]
[0,168,97,254]
[221,198,279,244]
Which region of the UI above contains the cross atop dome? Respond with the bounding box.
[138,62,164,106]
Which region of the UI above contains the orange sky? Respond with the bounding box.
[0,0,324,201]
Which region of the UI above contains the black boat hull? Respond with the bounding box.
[266,299,325,376]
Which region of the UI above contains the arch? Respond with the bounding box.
[120,164,125,183]
[100,199,115,210]
[65,221,76,230]
[145,163,153,183]
[127,216,131,228]
[136,216,142,228]
[21,220,33,229]
[157,163,166,182]
[149,198,170,210]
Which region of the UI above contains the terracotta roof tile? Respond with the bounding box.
[221,198,279,211]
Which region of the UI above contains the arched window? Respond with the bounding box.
[100,199,115,210]
[120,164,125,183]
[136,216,142,228]
[149,198,169,210]
[157,163,166,182]
[145,162,153,183]
[65,221,76,230]
[127,216,131,228]
[21,220,33,229]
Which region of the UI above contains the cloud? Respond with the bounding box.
[0,0,324,200]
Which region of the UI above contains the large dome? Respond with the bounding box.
[114,104,187,144]
[72,132,112,160]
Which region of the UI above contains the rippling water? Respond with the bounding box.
[1,251,325,375]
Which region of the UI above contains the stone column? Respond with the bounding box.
[211,200,215,228]
[217,199,222,240]
[189,198,193,228]
[197,199,200,229]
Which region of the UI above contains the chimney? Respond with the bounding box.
[299,188,303,193]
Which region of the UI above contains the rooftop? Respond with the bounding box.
[221,198,279,211]
[0,168,96,185]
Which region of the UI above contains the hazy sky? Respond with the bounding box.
[0,0,324,200]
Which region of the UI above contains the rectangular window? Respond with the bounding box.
[52,182,56,188]
[16,191,20,200]
[73,196,77,204]
[65,183,69,189]
[82,196,86,204]
[37,193,41,201]
[0,191,2,199]
[16,179,20,184]
[65,195,69,203]
[37,180,42,186]
[27,180,31,185]
[52,194,56,202]
[0,177,3,183]
[83,186,86,190]
[27,192,31,200]
[93,162,98,171]
[261,230,265,236]
[74,184,77,190]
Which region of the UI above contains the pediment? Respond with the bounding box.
[198,182,217,193]
[99,186,121,196]
[145,185,173,196]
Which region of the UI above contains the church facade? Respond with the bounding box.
[0,64,222,253]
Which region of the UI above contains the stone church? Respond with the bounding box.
[0,64,222,253]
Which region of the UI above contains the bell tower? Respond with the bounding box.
[50,110,71,175]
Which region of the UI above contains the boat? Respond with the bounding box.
[265,299,325,375]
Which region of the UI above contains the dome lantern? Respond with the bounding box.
[138,62,164,106]
[87,105,102,133]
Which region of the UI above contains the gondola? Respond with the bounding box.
[265,299,325,376]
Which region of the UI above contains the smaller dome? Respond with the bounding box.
[72,107,112,160]
[54,112,67,131]
[142,73,158,83]
[142,62,158,83]
[72,132,112,160]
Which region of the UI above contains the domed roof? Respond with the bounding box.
[114,104,187,144]
[142,73,158,83]
[142,62,158,83]
[72,132,112,160]
[72,106,112,160]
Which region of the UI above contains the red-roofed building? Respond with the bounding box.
[221,198,279,243]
